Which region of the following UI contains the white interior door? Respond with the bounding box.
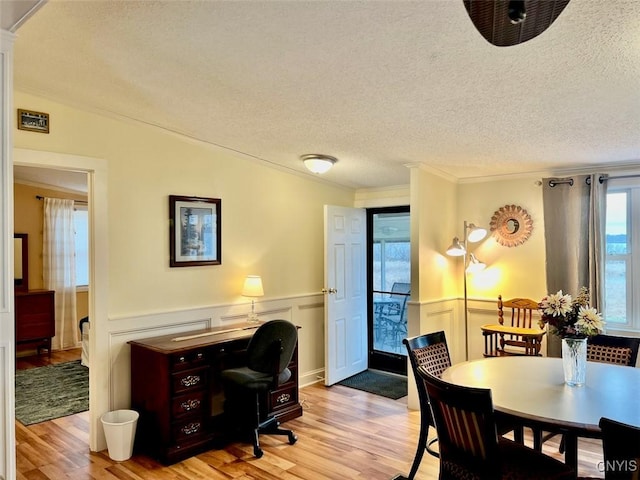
[324,205,367,386]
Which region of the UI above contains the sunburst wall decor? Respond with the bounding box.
[489,204,533,247]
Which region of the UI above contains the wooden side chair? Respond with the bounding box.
[418,368,575,480]
[481,296,545,357]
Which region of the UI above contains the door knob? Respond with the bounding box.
[322,288,337,294]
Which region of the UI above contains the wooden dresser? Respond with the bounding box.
[15,290,55,356]
[129,322,302,464]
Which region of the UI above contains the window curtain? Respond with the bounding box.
[43,197,78,351]
[541,173,607,357]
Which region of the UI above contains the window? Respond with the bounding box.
[605,178,640,332]
[74,205,89,287]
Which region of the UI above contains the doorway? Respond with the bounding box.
[13,148,108,453]
[13,166,90,425]
[367,206,410,375]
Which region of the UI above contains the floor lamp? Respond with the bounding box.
[446,221,487,360]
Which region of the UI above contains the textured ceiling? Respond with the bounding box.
[9,0,640,189]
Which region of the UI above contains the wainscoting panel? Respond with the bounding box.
[108,318,212,409]
[105,294,324,416]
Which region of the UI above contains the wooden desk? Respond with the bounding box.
[129,322,302,464]
[481,323,545,356]
[442,356,640,470]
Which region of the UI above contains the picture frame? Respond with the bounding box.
[17,109,50,133]
[169,195,221,267]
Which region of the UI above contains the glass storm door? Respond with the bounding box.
[367,206,410,375]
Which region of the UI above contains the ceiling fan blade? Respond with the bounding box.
[463,0,572,47]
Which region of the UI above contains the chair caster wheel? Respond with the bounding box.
[254,446,264,458]
[288,433,298,445]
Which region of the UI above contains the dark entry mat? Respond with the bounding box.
[337,369,407,400]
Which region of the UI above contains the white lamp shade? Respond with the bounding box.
[466,253,486,273]
[446,237,466,256]
[242,275,264,297]
[467,223,487,243]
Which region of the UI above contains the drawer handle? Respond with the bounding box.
[180,399,201,411]
[181,422,200,435]
[180,375,201,387]
[178,356,186,363]
[196,352,204,360]
[276,393,291,404]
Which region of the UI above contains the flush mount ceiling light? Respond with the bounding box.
[301,154,337,174]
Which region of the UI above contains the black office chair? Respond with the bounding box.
[221,319,298,458]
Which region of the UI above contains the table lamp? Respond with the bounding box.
[242,275,264,323]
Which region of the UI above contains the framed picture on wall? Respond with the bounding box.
[169,195,221,267]
[17,109,50,133]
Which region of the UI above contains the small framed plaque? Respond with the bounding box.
[17,109,49,133]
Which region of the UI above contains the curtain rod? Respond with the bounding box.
[35,195,88,206]
[548,173,640,188]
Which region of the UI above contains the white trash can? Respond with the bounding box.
[100,409,139,461]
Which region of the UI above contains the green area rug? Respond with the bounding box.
[337,369,407,400]
[15,360,89,425]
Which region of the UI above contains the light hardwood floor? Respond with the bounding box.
[16,350,604,479]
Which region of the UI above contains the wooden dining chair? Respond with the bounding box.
[392,331,451,480]
[597,417,640,480]
[538,334,640,454]
[418,367,575,480]
[587,334,640,367]
[393,331,522,480]
[481,296,545,357]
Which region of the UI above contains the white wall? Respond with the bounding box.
[12,90,355,452]
[10,91,557,463]
[458,177,548,359]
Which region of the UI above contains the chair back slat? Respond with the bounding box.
[442,405,487,460]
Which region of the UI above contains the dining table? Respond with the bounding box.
[441,356,640,471]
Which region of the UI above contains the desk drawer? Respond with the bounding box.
[171,367,207,394]
[171,391,206,418]
[172,418,206,444]
[269,383,298,413]
[170,350,208,371]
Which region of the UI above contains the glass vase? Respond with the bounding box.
[561,337,587,386]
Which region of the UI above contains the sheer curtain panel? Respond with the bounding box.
[542,173,607,357]
[43,197,78,351]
